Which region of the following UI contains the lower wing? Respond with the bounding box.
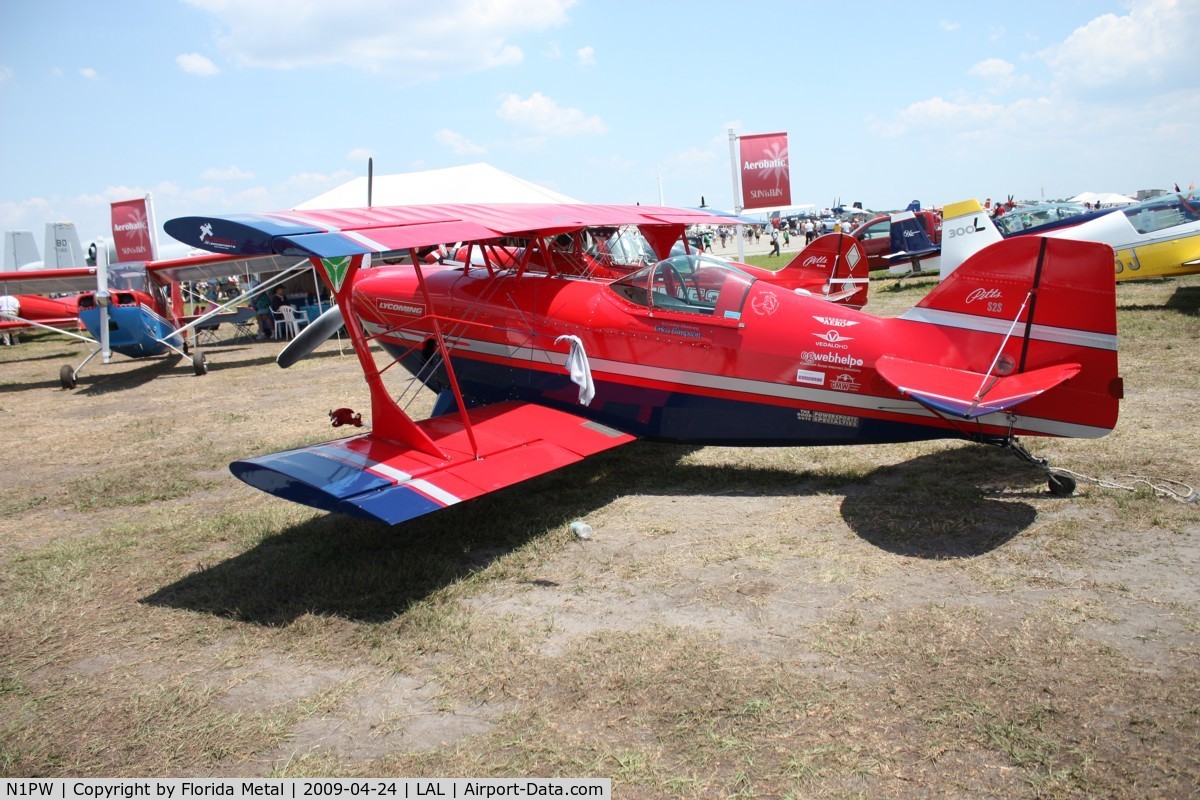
[231,401,636,525]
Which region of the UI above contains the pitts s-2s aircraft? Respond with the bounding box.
[165,202,1123,526]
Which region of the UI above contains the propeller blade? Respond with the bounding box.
[276,305,343,368]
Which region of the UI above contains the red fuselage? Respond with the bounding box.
[351,257,1119,447]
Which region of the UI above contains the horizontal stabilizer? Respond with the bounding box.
[876,356,1081,419]
[230,401,636,525]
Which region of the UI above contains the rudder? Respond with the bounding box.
[939,199,1003,280]
[901,236,1120,437]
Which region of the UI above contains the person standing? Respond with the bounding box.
[253,289,274,339]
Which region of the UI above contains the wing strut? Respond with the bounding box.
[408,248,481,458]
[312,253,446,460]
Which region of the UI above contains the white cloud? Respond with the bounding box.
[8,171,358,246]
[968,58,1019,93]
[938,20,959,32]
[868,96,1014,137]
[661,146,717,177]
[185,0,576,80]
[969,58,1013,83]
[0,66,13,84]
[577,46,595,67]
[434,129,486,155]
[79,67,99,80]
[346,147,376,162]
[1040,0,1200,94]
[496,92,606,135]
[176,53,220,76]
[873,0,1199,155]
[201,166,255,181]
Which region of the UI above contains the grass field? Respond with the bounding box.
[1,269,1197,798]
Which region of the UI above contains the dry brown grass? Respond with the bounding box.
[0,273,1197,798]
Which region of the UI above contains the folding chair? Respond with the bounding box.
[195,321,221,346]
[229,306,257,341]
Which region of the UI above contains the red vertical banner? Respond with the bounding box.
[110,196,158,262]
[739,132,791,210]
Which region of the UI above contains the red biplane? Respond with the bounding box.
[164,202,1122,526]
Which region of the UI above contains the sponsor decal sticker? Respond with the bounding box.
[751,291,780,316]
[197,222,238,252]
[800,350,864,369]
[321,256,352,293]
[814,330,853,347]
[813,316,858,328]
[796,368,825,386]
[796,409,860,429]
[830,373,861,392]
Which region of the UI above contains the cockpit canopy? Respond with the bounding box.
[609,254,756,319]
[1121,192,1200,234]
[995,202,1089,235]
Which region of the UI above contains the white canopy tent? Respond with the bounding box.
[295,162,581,210]
[1069,191,1136,207]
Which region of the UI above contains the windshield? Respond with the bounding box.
[609,254,755,319]
[584,228,658,268]
[1121,192,1200,234]
[995,203,1089,235]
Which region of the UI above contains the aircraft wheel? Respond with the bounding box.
[59,364,77,390]
[193,351,208,376]
[1048,472,1076,497]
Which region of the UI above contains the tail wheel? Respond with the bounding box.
[59,364,77,390]
[193,351,208,376]
[1048,472,1076,497]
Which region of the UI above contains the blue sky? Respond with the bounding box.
[1,0,1196,248]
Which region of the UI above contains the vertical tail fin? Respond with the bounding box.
[777,232,870,307]
[885,210,940,275]
[42,222,87,269]
[938,199,1003,280]
[898,236,1121,436]
[4,231,40,270]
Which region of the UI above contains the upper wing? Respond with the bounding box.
[165,202,760,260]
[0,267,98,295]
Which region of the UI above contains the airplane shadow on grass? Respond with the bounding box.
[1119,283,1200,315]
[142,441,1043,626]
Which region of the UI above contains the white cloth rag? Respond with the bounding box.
[555,334,595,406]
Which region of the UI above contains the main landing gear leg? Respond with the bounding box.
[1002,436,1077,497]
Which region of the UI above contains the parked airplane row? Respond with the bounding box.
[0,220,309,386]
[853,187,1200,283]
